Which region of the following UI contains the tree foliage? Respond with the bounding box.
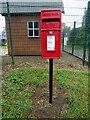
[62,23,71,37]
[67,8,89,49]
[68,26,85,48]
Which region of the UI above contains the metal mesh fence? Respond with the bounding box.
[62,0,89,66]
[64,20,88,59]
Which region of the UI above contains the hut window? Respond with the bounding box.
[27,21,39,37]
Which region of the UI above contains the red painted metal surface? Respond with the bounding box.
[41,9,61,59]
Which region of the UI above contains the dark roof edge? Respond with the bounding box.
[2,12,41,16]
[2,11,64,16]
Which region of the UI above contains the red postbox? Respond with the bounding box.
[41,9,61,59]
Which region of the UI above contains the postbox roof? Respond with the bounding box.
[0,0,64,15]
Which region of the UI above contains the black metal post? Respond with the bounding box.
[49,59,53,103]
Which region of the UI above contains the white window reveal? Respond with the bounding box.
[27,21,39,37]
[47,35,55,51]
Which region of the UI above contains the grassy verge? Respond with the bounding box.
[2,68,48,118]
[2,68,88,118]
[55,70,88,118]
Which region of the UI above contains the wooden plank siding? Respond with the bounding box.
[5,15,41,55]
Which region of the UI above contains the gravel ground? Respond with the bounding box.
[2,51,88,73]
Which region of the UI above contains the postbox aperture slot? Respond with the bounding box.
[42,18,60,22]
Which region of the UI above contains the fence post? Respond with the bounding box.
[72,21,76,55]
[83,6,88,66]
[88,1,90,68]
[61,29,63,56]
[7,1,14,64]
[89,42,90,69]
[62,30,64,50]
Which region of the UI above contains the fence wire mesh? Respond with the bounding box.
[62,1,89,66]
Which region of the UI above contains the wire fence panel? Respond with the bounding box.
[62,1,89,65]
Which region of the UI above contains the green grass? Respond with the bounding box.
[2,68,48,118]
[2,68,88,118]
[55,70,88,118]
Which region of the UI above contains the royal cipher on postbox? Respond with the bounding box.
[41,9,61,59]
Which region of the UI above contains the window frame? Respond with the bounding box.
[27,21,39,38]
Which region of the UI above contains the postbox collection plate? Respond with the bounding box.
[47,35,55,51]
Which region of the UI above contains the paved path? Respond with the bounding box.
[64,46,88,61]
